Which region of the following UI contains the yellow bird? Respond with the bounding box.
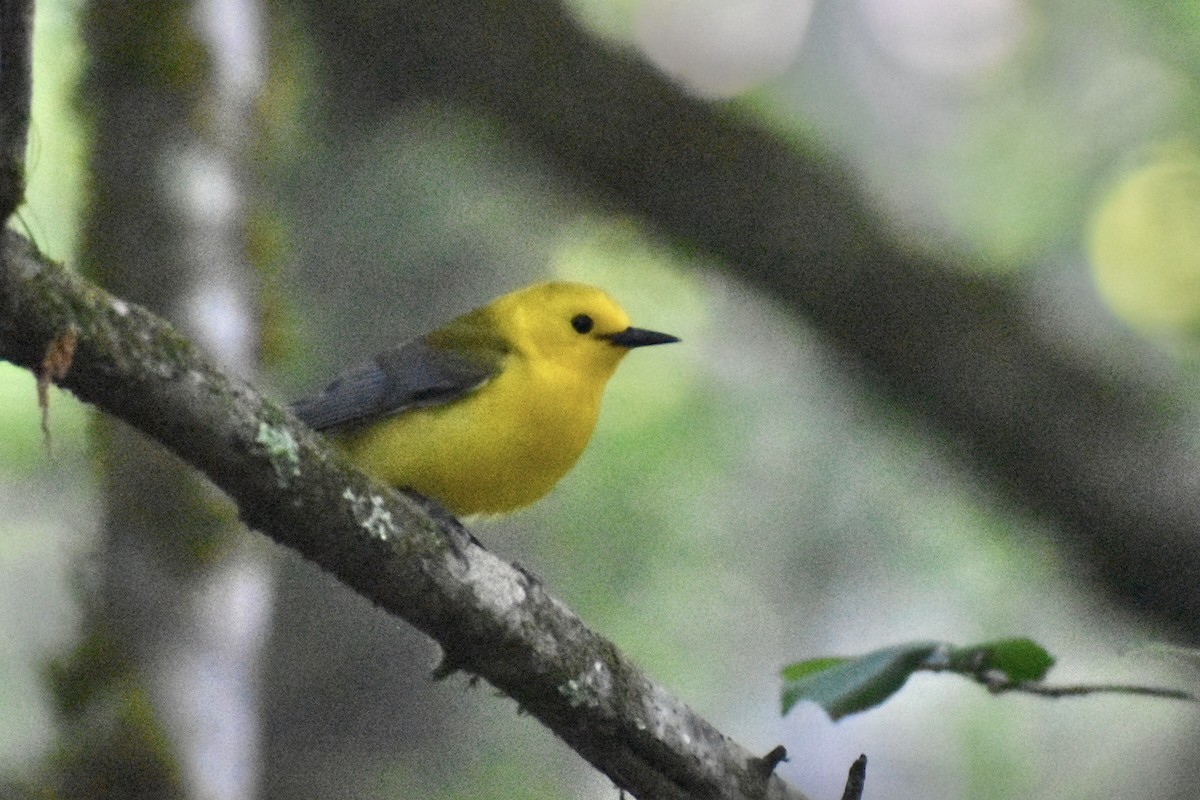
[291,282,679,515]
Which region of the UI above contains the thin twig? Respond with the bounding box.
[984,679,1196,701]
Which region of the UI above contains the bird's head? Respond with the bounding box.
[497,282,678,380]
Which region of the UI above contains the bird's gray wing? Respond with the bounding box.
[290,335,504,432]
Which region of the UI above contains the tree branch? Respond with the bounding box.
[0,228,814,800]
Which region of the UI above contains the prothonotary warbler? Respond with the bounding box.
[290,282,679,515]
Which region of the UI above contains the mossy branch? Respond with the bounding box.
[0,229,814,800]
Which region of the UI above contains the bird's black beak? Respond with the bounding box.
[606,327,680,348]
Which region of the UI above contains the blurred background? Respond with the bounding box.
[4,0,1200,798]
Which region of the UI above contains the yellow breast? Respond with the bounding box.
[341,352,604,515]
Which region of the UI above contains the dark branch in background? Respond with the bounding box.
[292,0,1200,639]
[0,230,815,800]
[0,0,34,218]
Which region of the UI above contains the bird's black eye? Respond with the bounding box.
[571,314,594,334]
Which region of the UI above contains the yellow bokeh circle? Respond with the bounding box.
[1089,154,1200,333]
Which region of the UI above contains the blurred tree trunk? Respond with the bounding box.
[0,0,32,219]
[52,2,272,797]
[284,0,1200,640]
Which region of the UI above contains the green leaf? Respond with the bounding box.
[947,638,1055,683]
[781,638,1060,723]
[781,642,942,720]
[781,657,848,683]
